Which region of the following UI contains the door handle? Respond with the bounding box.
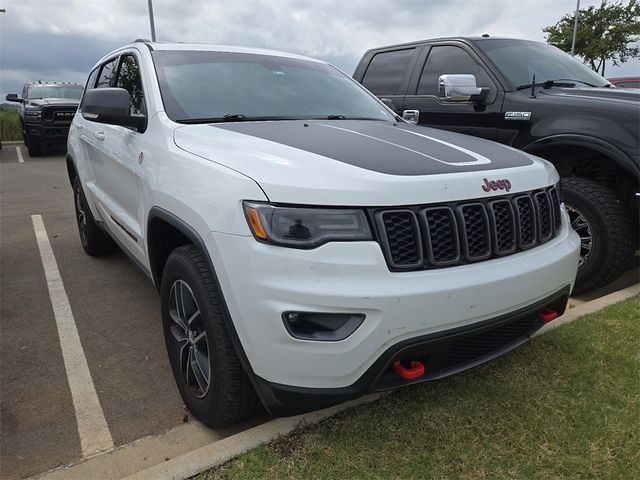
[94,131,105,141]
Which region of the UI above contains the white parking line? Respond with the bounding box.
[31,214,114,457]
[16,145,24,163]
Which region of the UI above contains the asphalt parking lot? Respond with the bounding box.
[1,145,637,479]
[0,145,268,479]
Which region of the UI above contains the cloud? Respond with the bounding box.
[1,0,638,98]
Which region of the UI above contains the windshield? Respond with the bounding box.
[27,85,83,100]
[152,50,395,122]
[476,39,610,89]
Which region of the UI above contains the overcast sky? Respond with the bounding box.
[1,0,639,98]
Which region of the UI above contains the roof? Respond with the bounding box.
[364,36,541,52]
[28,81,82,86]
[134,41,326,64]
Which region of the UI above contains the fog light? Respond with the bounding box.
[282,311,365,341]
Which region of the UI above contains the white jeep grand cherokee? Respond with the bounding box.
[67,41,580,427]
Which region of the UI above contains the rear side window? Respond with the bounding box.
[361,49,414,95]
[115,54,145,115]
[418,46,493,96]
[96,58,118,88]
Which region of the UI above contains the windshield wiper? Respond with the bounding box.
[516,80,576,90]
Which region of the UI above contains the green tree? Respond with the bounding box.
[543,0,640,76]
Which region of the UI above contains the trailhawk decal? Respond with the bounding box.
[213,120,533,176]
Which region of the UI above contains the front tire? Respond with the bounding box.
[161,245,259,428]
[562,177,634,294]
[25,137,42,157]
[72,176,117,255]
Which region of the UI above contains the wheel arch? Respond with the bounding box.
[146,206,261,396]
[523,134,638,179]
[66,153,77,187]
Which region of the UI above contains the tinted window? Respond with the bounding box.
[418,46,492,96]
[152,51,394,123]
[116,55,145,115]
[96,58,118,88]
[361,49,414,95]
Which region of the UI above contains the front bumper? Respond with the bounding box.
[23,122,70,145]
[205,208,580,412]
[254,287,569,415]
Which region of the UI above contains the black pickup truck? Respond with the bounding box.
[353,36,639,293]
[6,81,82,157]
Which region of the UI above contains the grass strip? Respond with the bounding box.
[200,295,639,480]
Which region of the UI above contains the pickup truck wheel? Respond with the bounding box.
[72,177,117,255]
[25,138,42,157]
[562,177,633,294]
[161,245,259,428]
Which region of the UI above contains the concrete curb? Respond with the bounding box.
[32,284,638,480]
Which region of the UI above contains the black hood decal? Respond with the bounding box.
[213,120,533,175]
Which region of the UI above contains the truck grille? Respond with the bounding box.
[41,106,77,123]
[374,186,562,271]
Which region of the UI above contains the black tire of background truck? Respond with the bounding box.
[25,137,42,157]
[72,176,117,255]
[161,245,260,428]
[562,177,634,294]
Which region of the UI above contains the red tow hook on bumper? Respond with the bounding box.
[538,307,559,323]
[393,360,425,380]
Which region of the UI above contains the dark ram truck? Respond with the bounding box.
[6,82,83,157]
[353,36,640,293]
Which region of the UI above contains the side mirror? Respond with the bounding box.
[5,93,23,103]
[82,88,145,130]
[438,74,489,103]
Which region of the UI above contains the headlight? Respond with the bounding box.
[24,110,42,121]
[243,202,372,248]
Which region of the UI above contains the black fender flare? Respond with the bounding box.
[523,134,639,178]
[65,153,78,187]
[146,207,260,394]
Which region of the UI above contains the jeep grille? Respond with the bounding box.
[374,186,562,271]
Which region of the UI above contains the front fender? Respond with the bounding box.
[523,134,639,178]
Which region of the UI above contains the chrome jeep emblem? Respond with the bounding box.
[482,177,511,192]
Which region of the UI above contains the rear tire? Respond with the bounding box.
[72,176,117,255]
[562,177,634,294]
[161,245,259,428]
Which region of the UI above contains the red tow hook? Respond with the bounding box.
[393,360,425,380]
[538,307,559,323]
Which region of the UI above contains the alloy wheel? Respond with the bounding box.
[168,280,210,398]
[566,205,593,268]
[75,186,87,245]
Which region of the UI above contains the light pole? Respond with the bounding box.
[147,0,156,42]
[571,0,580,55]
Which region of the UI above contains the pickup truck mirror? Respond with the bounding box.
[82,87,145,130]
[5,93,23,103]
[438,74,489,103]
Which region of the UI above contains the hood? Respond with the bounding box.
[539,86,640,105]
[27,97,80,107]
[174,120,557,206]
